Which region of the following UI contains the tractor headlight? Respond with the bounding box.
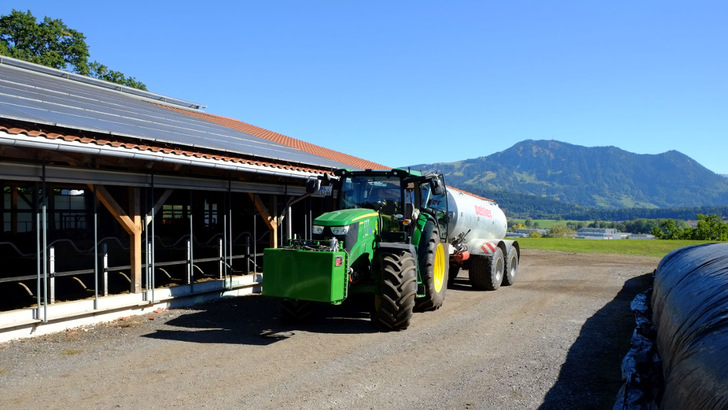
[312,225,324,235]
[331,226,350,236]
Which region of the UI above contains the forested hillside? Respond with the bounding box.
[411,140,728,211]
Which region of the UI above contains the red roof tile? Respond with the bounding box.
[0,124,326,175]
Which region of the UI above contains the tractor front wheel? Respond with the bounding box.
[416,221,449,311]
[374,250,417,331]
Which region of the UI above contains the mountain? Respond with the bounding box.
[410,140,728,210]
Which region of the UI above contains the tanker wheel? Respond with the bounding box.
[469,248,504,290]
[373,250,417,331]
[503,247,519,286]
[281,299,313,323]
[415,221,449,311]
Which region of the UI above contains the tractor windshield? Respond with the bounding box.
[339,175,403,215]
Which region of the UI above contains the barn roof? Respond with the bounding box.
[0,56,387,177]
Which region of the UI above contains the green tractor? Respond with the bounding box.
[263,168,449,331]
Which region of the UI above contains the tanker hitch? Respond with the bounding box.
[451,229,471,262]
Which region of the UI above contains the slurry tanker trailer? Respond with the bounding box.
[263,168,520,331]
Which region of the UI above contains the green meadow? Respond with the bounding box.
[516,237,718,259]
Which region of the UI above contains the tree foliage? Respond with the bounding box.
[1,10,146,90]
[0,9,89,74]
[538,214,727,242]
[89,61,147,90]
[650,214,727,241]
[694,214,728,241]
[546,225,574,238]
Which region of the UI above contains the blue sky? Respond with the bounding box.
[5,1,728,173]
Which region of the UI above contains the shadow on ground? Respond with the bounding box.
[142,294,378,345]
[539,272,653,410]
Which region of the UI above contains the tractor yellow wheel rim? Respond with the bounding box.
[433,243,446,293]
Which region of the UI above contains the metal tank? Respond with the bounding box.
[445,187,519,291]
[447,188,507,253]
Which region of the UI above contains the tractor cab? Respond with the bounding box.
[331,168,448,244]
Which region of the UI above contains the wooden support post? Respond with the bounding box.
[130,187,142,293]
[89,184,143,293]
[248,193,278,248]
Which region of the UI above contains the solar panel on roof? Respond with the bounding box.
[0,62,354,170]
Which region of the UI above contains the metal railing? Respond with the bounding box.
[0,232,266,317]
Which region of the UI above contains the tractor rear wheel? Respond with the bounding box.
[374,250,417,331]
[469,247,504,290]
[503,247,519,286]
[416,221,448,311]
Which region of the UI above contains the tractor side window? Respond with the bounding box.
[420,183,431,210]
[421,181,447,214]
[428,191,447,213]
[420,176,448,240]
[404,183,416,219]
[340,178,358,208]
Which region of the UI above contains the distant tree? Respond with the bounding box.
[658,219,680,239]
[566,221,588,231]
[651,225,664,239]
[694,214,728,241]
[1,10,146,90]
[624,218,658,234]
[0,9,89,74]
[559,205,728,222]
[653,218,693,240]
[508,221,526,232]
[89,61,147,90]
[546,225,574,238]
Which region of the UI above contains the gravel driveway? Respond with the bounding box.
[0,249,658,409]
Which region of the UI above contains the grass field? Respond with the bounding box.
[516,237,718,259]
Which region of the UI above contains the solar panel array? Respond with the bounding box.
[0,61,352,170]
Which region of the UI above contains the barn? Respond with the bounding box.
[0,56,386,341]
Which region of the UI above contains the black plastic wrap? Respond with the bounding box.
[614,288,663,410]
[651,243,728,409]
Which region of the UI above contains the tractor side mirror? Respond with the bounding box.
[430,177,444,196]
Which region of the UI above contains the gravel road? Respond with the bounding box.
[0,249,658,409]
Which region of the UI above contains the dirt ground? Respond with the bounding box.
[0,249,658,409]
